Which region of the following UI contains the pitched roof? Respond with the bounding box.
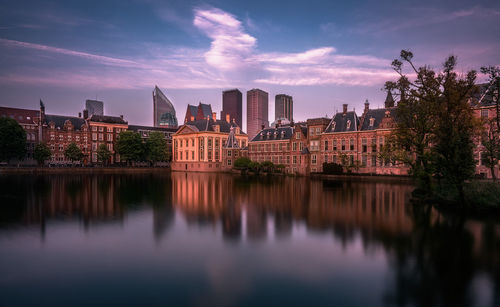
[360,108,397,131]
[45,114,87,130]
[199,103,212,118]
[187,105,198,117]
[89,114,127,124]
[250,126,294,142]
[225,127,240,148]
[324,111,359,133]
[183,119,242,133]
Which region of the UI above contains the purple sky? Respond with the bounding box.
[0,0,499,129]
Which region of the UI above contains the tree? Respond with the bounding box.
[146,132,167,163]
[234,157,252,169]
[64,142,84,163]
[116,131,144,165]
[97,143,111,165]
[33,143,51,166]
[386,50,477,201]
[0,117,26,163]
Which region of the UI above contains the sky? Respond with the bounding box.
[0,0,499,128]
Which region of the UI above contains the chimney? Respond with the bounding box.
[343,104,348,115]
[364,99,369,113]
[120,115,124,120]
[277,119,281,128]
[83,109,89,119]
[190,116,194,122]
[225,113,230,123]
[78,112,81,118]
[261,124,265,130]
[212,112,216,121]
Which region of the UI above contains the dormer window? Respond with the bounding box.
[369,117,375,127]
[332,122,336,130]
[236,127,240,134]
[346,120,351,129]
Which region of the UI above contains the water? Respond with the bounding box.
[0,173,498,307]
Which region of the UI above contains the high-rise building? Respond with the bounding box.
[85,99,104,116]
[153,86,178,128]
[275,94,293,122]
[221,89,242,129]
[247,89,269,140]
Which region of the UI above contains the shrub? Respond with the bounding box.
[323,162,343,175]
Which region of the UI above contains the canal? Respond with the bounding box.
[0,173,498,306]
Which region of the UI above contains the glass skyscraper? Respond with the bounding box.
[153,86,178,128]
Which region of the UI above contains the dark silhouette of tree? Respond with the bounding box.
[0,117,26,163]
[34,143,51,166]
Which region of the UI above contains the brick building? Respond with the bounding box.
[88,114,128,164]
[0,106,40,163]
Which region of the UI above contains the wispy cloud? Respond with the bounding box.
[0,7,396,90]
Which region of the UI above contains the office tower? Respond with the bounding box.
[153,85,178,128]
[247,89,269,140]
[275,94,293,122]
[221,89,242,128]
[85,99,104,116]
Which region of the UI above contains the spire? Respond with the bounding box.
[39,99,45,110]
[385,91,395,108]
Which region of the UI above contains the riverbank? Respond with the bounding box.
[0,166,170,175]
[311,173,414,184]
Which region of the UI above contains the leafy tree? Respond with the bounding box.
[248,161,261,173]
[260,161,275,173]
[116,131,144,165]
[323,162,343,174]
[234,157,252,169]
[33,143,51,166]
[480,66,500,131]
[146,131,168,162]
[0,117,26,162]
[97,143,111,165]
[64,142,84,163]
[386,50,477,201]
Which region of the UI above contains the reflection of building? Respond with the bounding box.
[247,89,269,140]
[275,94,293,122]
[221,89,243,129]
[128,125,177,161]
[153,86,178,128]
[85,99,104,116]
[172,113,247,172]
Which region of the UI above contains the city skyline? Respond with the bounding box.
[0,0,499,128]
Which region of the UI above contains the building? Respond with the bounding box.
[275,94,293,122]
[87,114,128,164]
[247,89,269,140]
[42,106,91,164]
[248,122,309,175]
[85,99,104,116]
[184,102,213,123]
[128,124,177,161]
[153,86,178,128]
[0,106,40,163]
[221,89,243,129]
[172,113,247,172]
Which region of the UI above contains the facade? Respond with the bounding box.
[247,88,269,141]
[184,102,213,123]
[128,124,177,161]
[85,99,104,116]
[221,89,243,129]
[248,123,309,175]
[275,94,293,122]
[0,106,40,163]
[172,115,247,172]
[153,86,178,128]
[88,114,128,164]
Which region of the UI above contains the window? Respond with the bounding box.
[92,126,97,131]
[293,142,297,151]
[286,156,290,164]
[371,138,377,152]
[341,139,346,151]
[346,120,351,129]
[227,159,232,166]
[372,155,377,167]
[228,150,232,157]
[312,154,317,164]
[192,151,195,160]
[293,156,297,164]
[279,143,283,151]
[286,143,290,151]
[192,139,195,146]
[107,127,113,132]
[92,143,97,151]
[98,133,103,141]
[362,138,367,152]
[481,109,489,118]
[324,155,328,163]
[299,142,304,151]
[350,138,354,151]
[369,117,375,126]
[296,133,301,139]
[333,139,337,151]
[108,143,113,151]
[107,134,113,142]
[362,155,367,166]
[309,128,314,136]
[324,140,328,151]
[316,127,321,134]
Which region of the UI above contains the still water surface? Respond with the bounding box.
[0,173,498,307]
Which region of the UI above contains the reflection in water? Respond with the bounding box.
[0,173,498,307]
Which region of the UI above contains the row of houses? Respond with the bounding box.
[171,86,498,178]
[0,102,177,165]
